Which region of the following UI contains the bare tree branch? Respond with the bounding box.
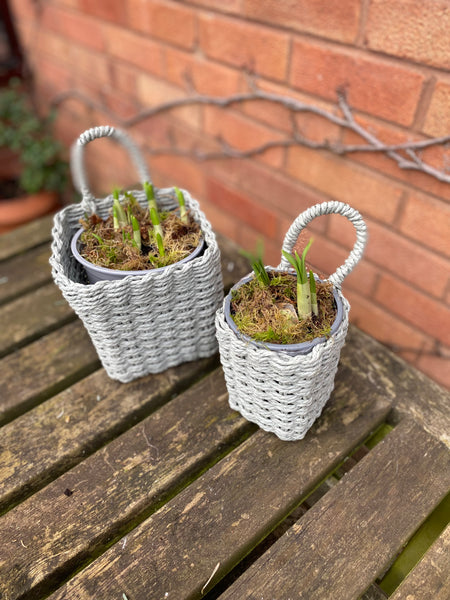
[51,88,450,184]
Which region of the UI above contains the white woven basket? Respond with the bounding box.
[50,126,223,382]
[216,201,367,441]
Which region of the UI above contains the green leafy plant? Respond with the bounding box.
[0,78,68,195]
[174,186,189,226]
[79,182,201,271]
[240,241,270,287]
[282,240,317,319]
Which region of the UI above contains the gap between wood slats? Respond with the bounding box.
[0,357,219,515]
[203,422,394,600]
[377,491,450,596]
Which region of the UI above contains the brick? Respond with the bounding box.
[237,224,282,267]
[234,79,341,140]
[329,218,450,299]
[38,32,110,86]
[8,0,37,20]
[52,0,80,7]
[78,0,127,24]
[201,202,239,242]
[148,154,206,198]
[340,113,450,203]
[82,136,140,196]
[126,0,196,50]
[423,79,450,137]
[136,73,201,131]
[286,145,404,223]
[399,194,450,257]
[417,348,450,390]
[198,13,289,82]
[344,289,431,358]
[203,106,286,169]
[33,56,73,95]
[110,62,138,97]
[183,0,243,15]
[40,3,105,51]
[205,178,280,239]
[209,157,332,224]
[374,273,450,346]
[290,39,425,127]
[163,46,245,97]
[365,0,450,70]
[244,0,361,44]
[104,24,164,77]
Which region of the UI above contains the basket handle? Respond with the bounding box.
[279,201,368,287]
[70,125,151,213]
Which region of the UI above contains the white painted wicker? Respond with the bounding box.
[50,126,223,382]
[215,201,367,441]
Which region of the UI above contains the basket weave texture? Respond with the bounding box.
[215,201,367,441]
[216,292,349,441]
[50,126,223,382]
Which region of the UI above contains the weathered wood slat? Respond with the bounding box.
[216,420,450,600]
[343,327,450,447]
[0,320,100,425]
[390,524,450,600]
[0,369,253,600]
[0,243,52,305]
[0,283,74,357]
[0,214,53,261]
[0,357,217,512]
[47,357,392,600]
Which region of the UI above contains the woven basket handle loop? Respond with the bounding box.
[70,125,151,213]
[279,201,367,287]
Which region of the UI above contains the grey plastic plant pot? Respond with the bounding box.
[224,270,344,356]
[71,227,206,284]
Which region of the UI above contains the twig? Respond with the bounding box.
[201,561,220,595]
[50,89,450,183]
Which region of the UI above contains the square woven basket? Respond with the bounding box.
[50,126,223,383]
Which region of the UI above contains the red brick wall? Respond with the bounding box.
[9,0,450,388]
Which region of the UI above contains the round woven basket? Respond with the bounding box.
[215,201,367,441]
[50,126,223,382]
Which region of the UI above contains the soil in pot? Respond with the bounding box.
[78,193,201,271]
[230,271,337,345]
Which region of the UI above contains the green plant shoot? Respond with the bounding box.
[174,186,188,225]
[309,269,318,316]
[281,239,313,319]
[144,181,157,212]
[240,241,270,287]
[131,215,141,251]
[112,188,127,229]
[156,232,165,257]
[149,207,164,256]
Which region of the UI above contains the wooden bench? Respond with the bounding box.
[0,215,449,600]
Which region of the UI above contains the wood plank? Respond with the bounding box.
[0,320,100,425]
[0,214,53,261]
[0,283,74,357]
[390,524,450,600]
[216,420,450,600]
[47,355,392,600]
[343,327,450,447]
[0,369,252,600]
[0,357,217,512]
[0,243,52,305]
[361,585,388,600]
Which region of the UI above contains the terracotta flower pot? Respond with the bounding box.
[0,188,60,233]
